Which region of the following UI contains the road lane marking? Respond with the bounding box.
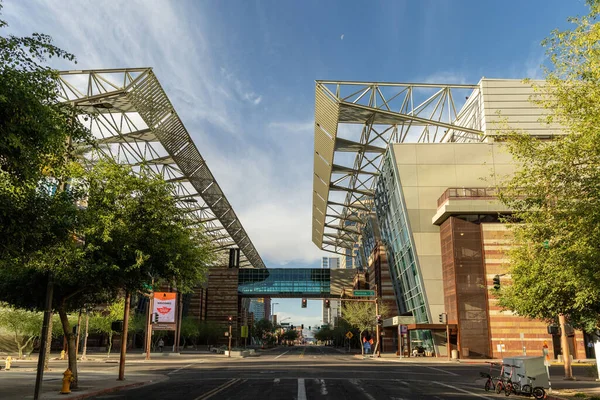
[167,363,194,375]
[297,378,307,400]
[349,379,377,400]
[425,366,459,376]
[274,350,290,359]
[319,378,328,395]
[433,381,495,399]
[193,378,240,400]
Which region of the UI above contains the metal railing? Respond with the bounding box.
[437,187,500,208]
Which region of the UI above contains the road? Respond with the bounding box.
[87,346,514,400]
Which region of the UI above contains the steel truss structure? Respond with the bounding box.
[58,68,265,269]
[312,80,484,257]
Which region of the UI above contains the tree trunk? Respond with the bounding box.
[107,332,113,358]
[81,311,89,360]
[360,330,365,355]
[75,310,82,359]
[13,334,23,359]
[44,312,53,371]
[58,307,78,388]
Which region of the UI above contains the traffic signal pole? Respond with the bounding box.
[375,297,381,358]
[145,295,153,360]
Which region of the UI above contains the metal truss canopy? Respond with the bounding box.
[312,80,484,257]
[58,68,265,269]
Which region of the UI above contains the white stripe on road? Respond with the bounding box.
[167,363,195,375]
[425,366,459,376]
[274,350,290,359]
[297,378,307,400]
[433,381,495,399]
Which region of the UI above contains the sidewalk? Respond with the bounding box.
[0,369,166,400]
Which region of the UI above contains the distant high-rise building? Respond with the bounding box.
[249,298,266,321]
[321,257,339,269]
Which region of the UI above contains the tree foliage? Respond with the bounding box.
[0,305,43,359]
[496,0,600,332]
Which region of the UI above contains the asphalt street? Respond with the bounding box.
[87,346,519,400]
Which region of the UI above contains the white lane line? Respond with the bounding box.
[425,366,459,376]
[167,363,194,375]
[433,381,495,399]
[297,378,307,400]
[349,379,376,400]
[274,350,290,359]
[319,378,328,395]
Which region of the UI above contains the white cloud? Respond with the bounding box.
[4,0,327,267]
[421,71,470,85]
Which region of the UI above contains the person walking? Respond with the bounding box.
[363,337,371,357]
[158,338,164,353]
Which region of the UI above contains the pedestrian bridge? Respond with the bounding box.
[237,268,356,298]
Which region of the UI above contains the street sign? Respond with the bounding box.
[352,290,375,297]
[280,322,290,326]
[241,325,248,338]
[346,331,353,339]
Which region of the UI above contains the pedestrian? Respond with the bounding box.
[363,337,371,356]
[158,338,164,353]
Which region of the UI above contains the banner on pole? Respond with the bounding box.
[153,292,177,323]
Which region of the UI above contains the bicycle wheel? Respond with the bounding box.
[532,387,546,399]
[511,382,521,395]
[505,382,512,396]
[521,384,532,395]
[484,379,492,392]
[496,382,503,394]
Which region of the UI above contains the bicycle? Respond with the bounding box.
[504,364,522,396]
[494,363,508,394]
[479,362,501,392]
[517,373,546,399]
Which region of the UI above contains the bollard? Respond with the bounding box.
[60,350,65,360]
[5,356,12,371]
[60,368,73,394]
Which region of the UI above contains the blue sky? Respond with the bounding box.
[2,0,588,328]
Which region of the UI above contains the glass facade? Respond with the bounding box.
[238,268,330,297]
[374,151,428,323]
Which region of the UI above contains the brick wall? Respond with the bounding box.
[482,224,586,360]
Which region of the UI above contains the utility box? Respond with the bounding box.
[502,356,549,389]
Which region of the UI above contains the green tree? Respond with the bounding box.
[282,329,298,343]
[496,0,600,333]
[198,321,222,346]
[0,305,43,359]
[253,319,275,344]
[180,317,200,349]
[342,302,387,355]
[88,299,138,357]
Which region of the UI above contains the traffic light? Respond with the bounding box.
[290,325,294,330]
[438,313,447,324]
[154,312,159,323]
[493,275,501,290]
[111,320,124,332]
[324,299,330,309]
[376,315,383,326]
[547,325,560,335]
[301,324,304,329]
[301,298,307,308]
[308,326,311,330]
[227,315,233,326]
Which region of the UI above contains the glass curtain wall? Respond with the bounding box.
[374,151,428,324]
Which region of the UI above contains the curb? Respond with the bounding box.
[65,379,158,400]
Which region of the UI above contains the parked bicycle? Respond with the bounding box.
[494,363,509,394]
[504,364,521,396]
[480,362,501,392]
[516,373,546,399]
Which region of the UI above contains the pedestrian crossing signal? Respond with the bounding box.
[301,298,307,308]
[324,299,330,309]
